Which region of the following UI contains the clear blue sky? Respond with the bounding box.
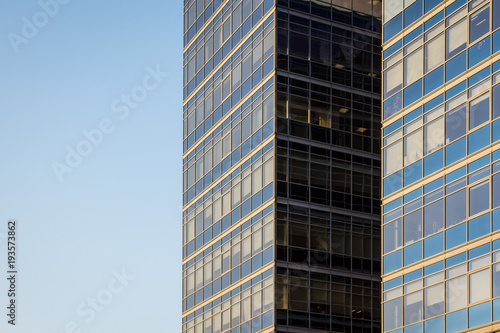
[0,1,182,332]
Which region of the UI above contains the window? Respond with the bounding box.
[384,218,403,253]
[385,0,403,22]
[404,128,423,166]
[445,103,466,143]
[424,199,444,236]
[469,5,490,43]
[385,61,403,98]
[446,189,466,227]
[469,93,490,130]
[424,117,444,154]
[404,291,423,325]
[405,48,423,86]
[469,181,489,216]
[404,209,422,244]
[425,33,444,73]
[385,140,403,175]
[384,298,403,331]
[469,268,491,303]
[446,19,467,60]
[446,275,467,311]
[424,283,444,318]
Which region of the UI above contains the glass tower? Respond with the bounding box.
[182,1,382,332]
[381,0,500,332]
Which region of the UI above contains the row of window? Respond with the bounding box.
[183,213,273,310]
[383,68,500,196]
[383,148,500,216]
[383,0,500,119]
[384,0,441,25]
[277,0,381,32]
[383,152,500,272]
[184,3,273,101]
[182,268,273,333]
[383,240,500,332]
[183,145,274,258]
[183,26,274,152]
[183,88,273,197]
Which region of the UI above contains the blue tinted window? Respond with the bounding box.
[404,209,422,244]
[424,65,444,94]
[470,181,490,216]
[468,124,490,154]
[424,199,443,236]
[404,107,422,124]
[469,5,490,44]
[424,315,444,333]
[469,301,491,328]
[404,79,422,107]
[445,137,466,165]
[384,219,403,254]
[469,36,491,68]
[424,8,443,28]
[384,92,403,119]
[468,213,491,240]
[385,170,403,196]
[424,232,444,258]
[404,25,423,45]
[446,309,467,333]
[424,149,443,176]
[404,0,423,28]
[446,223,466,250]
[384,250,403,273]
[404,160,423,185]
[446,51,467,81]
[385,13,403,42]
[404,241,422,266]
[446,189,466,227]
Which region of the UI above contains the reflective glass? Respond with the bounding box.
[469,5,490,43]
[469,92,489,130]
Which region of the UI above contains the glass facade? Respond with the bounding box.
[382,0,500,332]
[183,0,382,332]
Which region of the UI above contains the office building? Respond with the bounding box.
[182,0,382,332]
[381,0,500,332]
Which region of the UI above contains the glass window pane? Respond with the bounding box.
[404,209,422,244]
[425,33,444,73]
[405,48,423,86]
[494,263,500,297]
[384,297,403,331]
[469,181,489,216]
[424,283,444,318]
[446,275,467,311]
[470,5,490,43]
[385,0,403,22]
[424,116,444,154]
[469,92,490,130]
[385,61,403,98]
[445,103,467,143]
[404,291,423,325]
[470,268,491,303]
[446,189,466,227]
[446,19,467,59]
[424,199,444,236]
[384,218,403,253]
[384,139,403,175]
[493,173,500,209]
[404,128,423,166]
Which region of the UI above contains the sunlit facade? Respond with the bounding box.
[182,0,382,332]
[381,0,500,332]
